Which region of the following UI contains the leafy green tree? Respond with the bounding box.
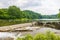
[22,10,41,19]
[0,6,42,20]
[8,6,22,19]
[57,9,60,19]
[0,9,9,19]
[57,12,60,19]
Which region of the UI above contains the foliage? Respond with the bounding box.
[17,31,60,40]
[0,5,59,19]
[22,10,42,19]
[0,5,59,20]
[41,15,58,19]
[57,12,60,19]
[7,6,22,19]
[0,6,41,19]
[0,19,32,26]
[0,6,42,26]
[0,5,59,26]
[57,9,60,19]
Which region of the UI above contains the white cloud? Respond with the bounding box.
[24,0,60,15]
[0,2,4,8]
[0,0,60,15]
[13,0,28,6]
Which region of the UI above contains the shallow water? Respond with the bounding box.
[0,32,20,38]
[35,27,60,33]
[0,27,60,38]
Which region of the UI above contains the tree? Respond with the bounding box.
[0,9,9,19]
[57,9,60,19]
[0,6,42,19]
[8,6,22,19]
[22,10,41,19]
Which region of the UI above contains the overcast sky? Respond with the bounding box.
[0,0,60,15]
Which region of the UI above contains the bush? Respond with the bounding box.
[17,31,60,40]
[0,19,32,26]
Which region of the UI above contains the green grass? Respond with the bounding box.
[0,19,33,26]
[17,31,60,40]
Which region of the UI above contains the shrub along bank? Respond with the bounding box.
[17,31,60,40]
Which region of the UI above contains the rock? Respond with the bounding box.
[51,22,60,29]
[36,21,44,26]
[44,24,55,28]
[46,22,52,24]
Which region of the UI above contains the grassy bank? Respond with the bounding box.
[0,19,33,26]
[17,31,60,40]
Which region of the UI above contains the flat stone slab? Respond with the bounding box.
[0,22,36,32]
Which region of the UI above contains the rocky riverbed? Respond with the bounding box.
[0,27,60,40]
[36,21,60,29]
[0,21,60,40]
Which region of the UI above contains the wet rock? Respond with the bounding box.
[44,24,55,28]
[36,21,44,26]
[46,22,52,24]
[51,22,60,29]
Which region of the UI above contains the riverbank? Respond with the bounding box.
[0,19,33,26]
[0,22,37,32]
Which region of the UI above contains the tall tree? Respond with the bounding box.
[57,9,60,19]
[0,9,9,19]
[8,6,22,19]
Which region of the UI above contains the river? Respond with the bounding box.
[0,19,60,40]
[0,27,60,40]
